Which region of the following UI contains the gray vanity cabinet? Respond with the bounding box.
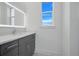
[0,40,19,56]
[19,34,35,56]
[0,33,35,56]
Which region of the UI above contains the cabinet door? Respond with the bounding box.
[1,40,19,56]
[19,34,35,56]
[19,37,27,56]
[25,39,35,56]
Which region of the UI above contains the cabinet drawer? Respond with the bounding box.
[0,40,19,56]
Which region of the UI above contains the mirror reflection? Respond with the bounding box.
[0,2,24,27]
[0,2,11,25]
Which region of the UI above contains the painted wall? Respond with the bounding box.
[25,2,41,31]
[26,2,63,56]
[62,2,70,56]
[62,2,79,56]
[70,2,79,56]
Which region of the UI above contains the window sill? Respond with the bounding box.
[40,25,56,29]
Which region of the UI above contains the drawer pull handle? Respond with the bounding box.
[7,44,18,50]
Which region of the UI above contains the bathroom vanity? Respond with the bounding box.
[0,32,35,56]
[0,2,35,56]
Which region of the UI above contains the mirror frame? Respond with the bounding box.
[0,2,26,28]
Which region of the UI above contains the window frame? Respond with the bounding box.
[41,2,56,27]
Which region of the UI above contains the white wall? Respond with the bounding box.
[62,2,79,56]
[26,2,63,56]
[62,2,70,56]
[70,2,79,56]
[25,2,41,31]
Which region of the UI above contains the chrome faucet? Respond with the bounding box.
[12,27,16,34]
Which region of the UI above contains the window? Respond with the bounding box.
[42,2,54,26]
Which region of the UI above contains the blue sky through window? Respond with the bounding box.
[42,2,53,26]
[42,2,53,12]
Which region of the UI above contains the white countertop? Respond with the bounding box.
[0,31,35,45]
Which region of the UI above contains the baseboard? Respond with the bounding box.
[35,48,62,56]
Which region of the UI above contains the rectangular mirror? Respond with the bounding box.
[0,2,25,28]
[14,8,24,26]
